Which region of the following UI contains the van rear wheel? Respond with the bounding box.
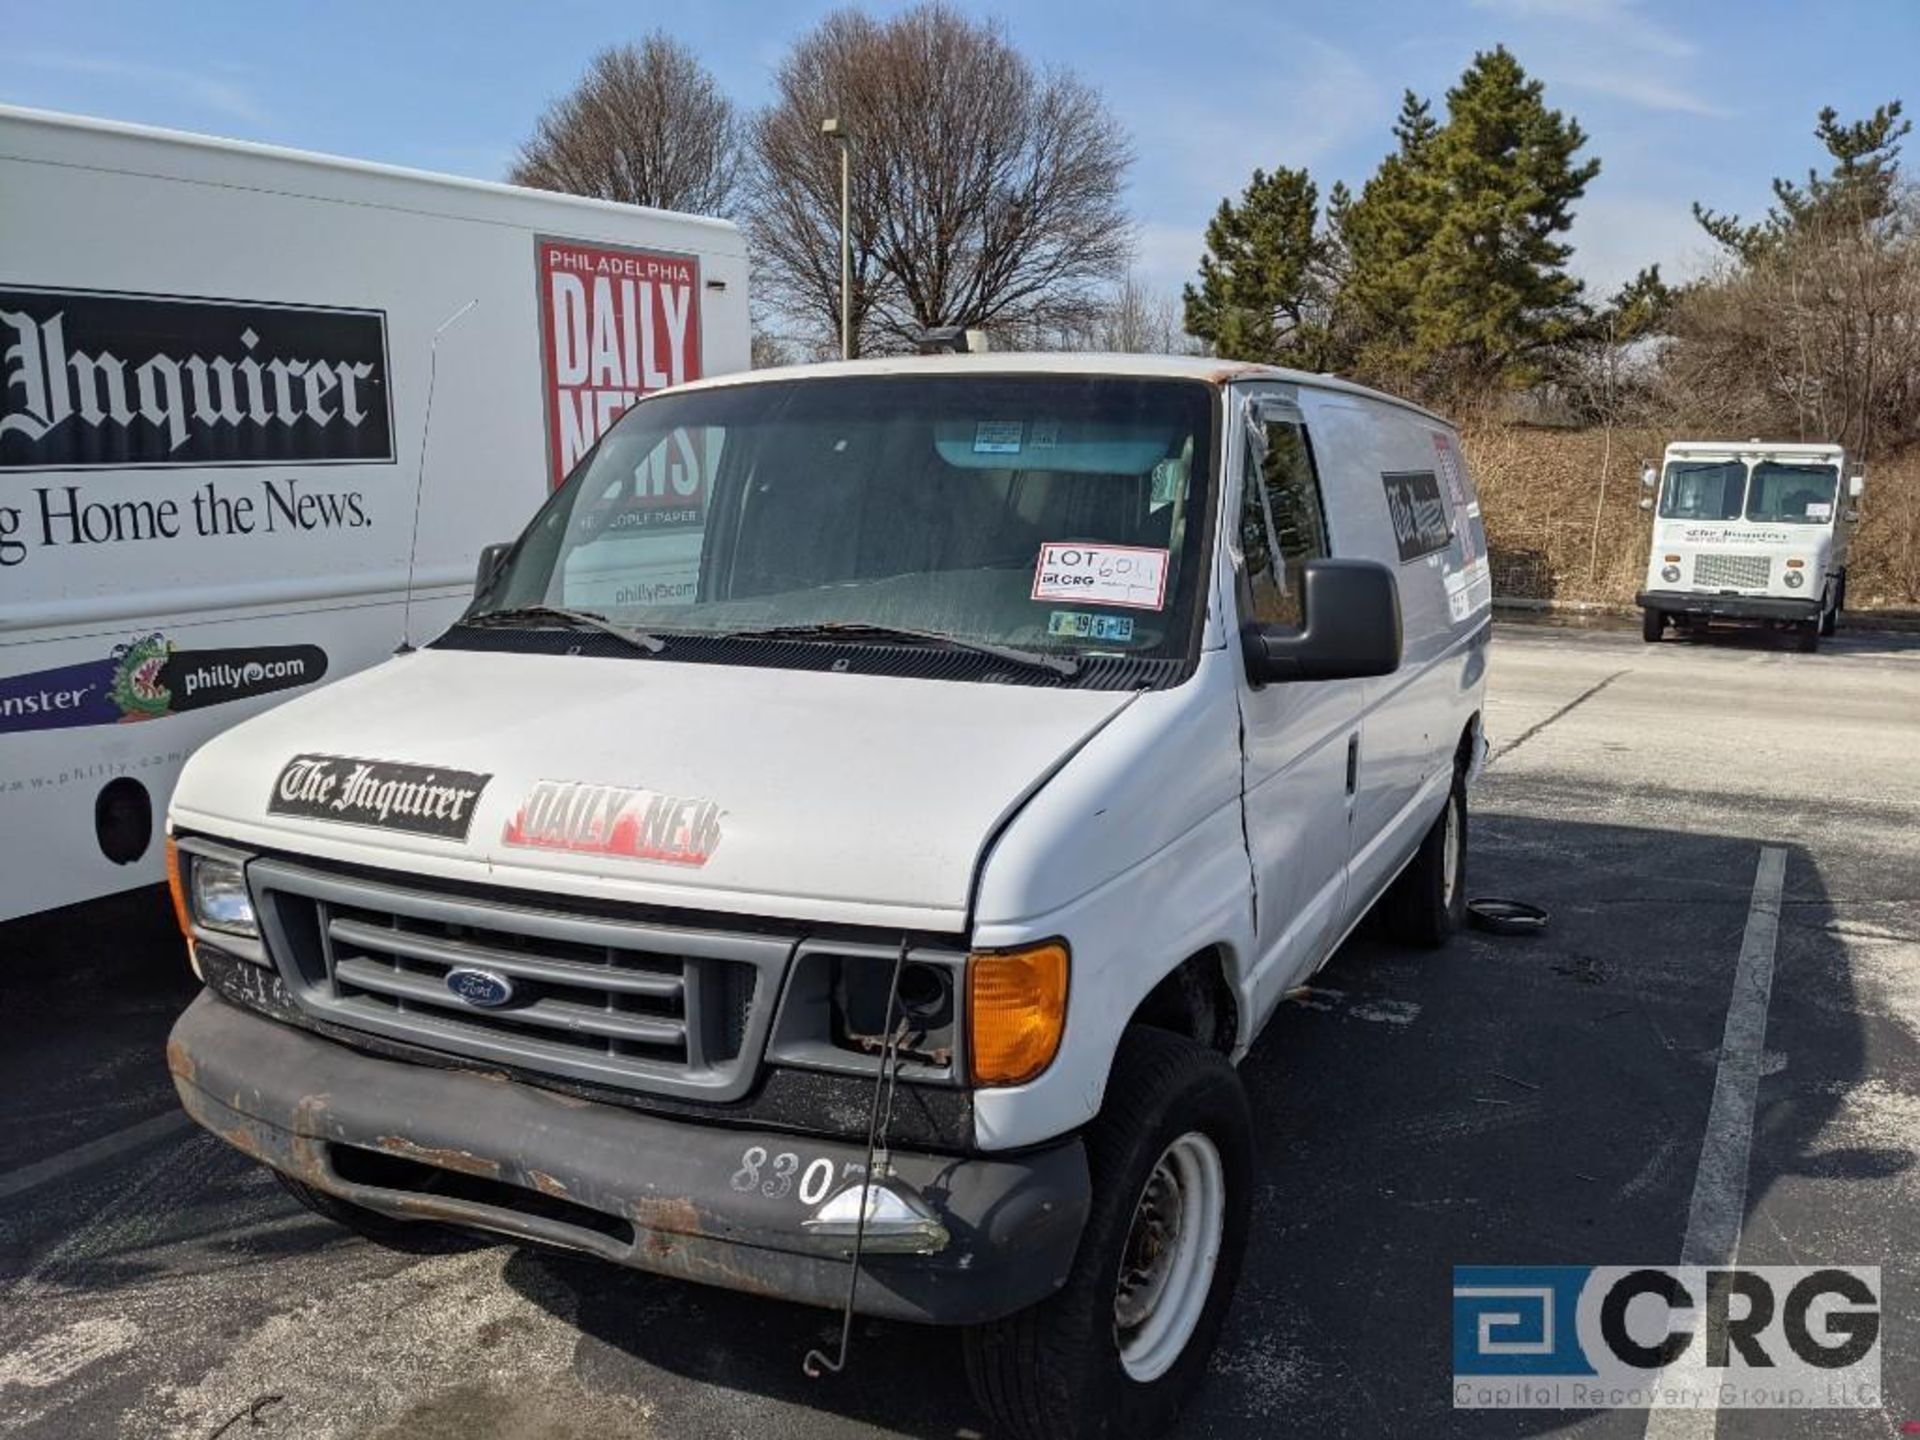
[1384,775,1467,949]
[963,1028,1252,1440]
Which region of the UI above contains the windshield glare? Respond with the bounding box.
[1745,461,1838,524]
[1658,460,1746,521]
[1658,458,1840,526]
[473,375,1216,662]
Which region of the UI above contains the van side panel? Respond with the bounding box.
[1298,392,1489,934]
[0,109,749,920]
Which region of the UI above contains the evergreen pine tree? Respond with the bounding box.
[1695,100,1909,258]
[1183,167,1333,367]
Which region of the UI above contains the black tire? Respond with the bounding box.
[1642,607,1665,643]
[273,1171,475,1253]
[1384,773,1468,949]
[964,1028,1252,1440]
[1819,585,1838,637]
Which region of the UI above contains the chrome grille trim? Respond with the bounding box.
[248,858,790,1101]
[1694,553,1772,589]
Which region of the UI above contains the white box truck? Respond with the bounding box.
[1636,438,1864,651]
[0,105,749,921]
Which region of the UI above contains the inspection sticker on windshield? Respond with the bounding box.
[973,420,1024,454]
[1049,611,1134,642]
[1032,543,1169,609]
[1807,501,1833,519]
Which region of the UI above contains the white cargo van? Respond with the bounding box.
[1636,438,1864,651]
[0,106,748,920]
[164,354,1489,1438]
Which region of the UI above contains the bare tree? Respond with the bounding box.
[746,4,1134,355]
[512,35,740,217]
[1045,272,1200,354]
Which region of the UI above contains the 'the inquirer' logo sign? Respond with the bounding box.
[1453,1265,1881,1409]
[0,288,393,470]
[536,237,702,488]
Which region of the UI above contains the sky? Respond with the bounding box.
[6,0,1915,308]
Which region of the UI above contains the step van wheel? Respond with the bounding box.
[1642,607,1665,643]
[1384,772,1469,949]
[963,1028,1253,1440]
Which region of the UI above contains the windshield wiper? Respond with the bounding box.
[716,622,1080,678]
[461,605,665,654]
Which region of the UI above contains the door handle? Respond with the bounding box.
[1346,734,1359,795]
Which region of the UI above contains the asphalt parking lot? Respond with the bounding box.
[4,618,1919,1439]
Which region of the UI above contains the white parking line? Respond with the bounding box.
[0,1110,191,1204]
[1642,844,1787,1440]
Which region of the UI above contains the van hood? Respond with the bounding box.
[171,649,1137,931]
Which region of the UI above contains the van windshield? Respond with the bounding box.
[1658,460,1746,521]
[468,375,1216,666]
[1745,461,1838,524]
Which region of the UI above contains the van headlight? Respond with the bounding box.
[1784,569,1805,589]
[189,855,258,938]
[1661,564,1681,583]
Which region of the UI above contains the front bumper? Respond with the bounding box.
[168,991,1089,1324]
[1635,589,1820,623]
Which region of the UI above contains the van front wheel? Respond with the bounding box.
[963,1028,1252,1440]
[1642,607,1665,642]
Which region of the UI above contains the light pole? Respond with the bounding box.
[821,117,851,360]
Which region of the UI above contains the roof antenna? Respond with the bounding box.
[396,298,480,655]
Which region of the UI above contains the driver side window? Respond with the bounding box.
[1241,418,1330,628]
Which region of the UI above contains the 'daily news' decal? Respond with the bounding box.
[536,237,702,488]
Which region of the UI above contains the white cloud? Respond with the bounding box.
[16,52,267,126]
[1123,33,1386,220]
[1131,221,1207,298]
[1472,0,1695,58]
[1468,0,1722,116]
[1567,192,1718,297]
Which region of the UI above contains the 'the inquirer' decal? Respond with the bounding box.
[1,287,393,470]
[1382,470,1453,563]
[0,633,327,734]
[268,755,492,840]
[502,779,721,867]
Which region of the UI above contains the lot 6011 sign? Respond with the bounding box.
[1453,1265,1881,1409]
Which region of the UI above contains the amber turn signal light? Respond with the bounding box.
[164,835,192,939]
[968,942,1069,1087]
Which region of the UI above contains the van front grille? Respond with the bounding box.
[249,859,789,1101]
[1694,553,1772,589]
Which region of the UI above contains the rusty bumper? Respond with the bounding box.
[168,991,1089,1324]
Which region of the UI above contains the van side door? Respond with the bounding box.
[1229,388,1364,1024]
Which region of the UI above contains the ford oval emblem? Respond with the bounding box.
[444,966,516,1008]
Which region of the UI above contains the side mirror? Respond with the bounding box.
[1242,559,1402,684]
[1848,474,1866,499]
[1640,465,1658,489]
[1846,508,1861,525]
[1639,496,1654,511]
[473,541,514,600]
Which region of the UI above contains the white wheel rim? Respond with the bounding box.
[1113,1131,1225,1382]
[1441,792,1461,908]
